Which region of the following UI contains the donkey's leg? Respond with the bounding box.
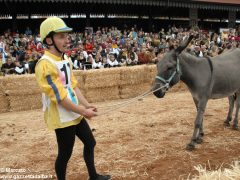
[232,93,240,130]
[224,95,235,127]
[192,98,204,144]
[186,99,208,151]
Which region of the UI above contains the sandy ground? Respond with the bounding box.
[1,91,240,180]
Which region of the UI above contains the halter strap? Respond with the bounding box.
[155,58,181,88]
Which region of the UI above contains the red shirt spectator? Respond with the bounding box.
[84,40,93,54]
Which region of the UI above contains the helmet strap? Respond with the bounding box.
[44,32,63,55]
[51,36,63,54]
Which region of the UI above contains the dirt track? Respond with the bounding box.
[1,91,240,180]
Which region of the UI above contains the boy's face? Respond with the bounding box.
[48,32,70,53]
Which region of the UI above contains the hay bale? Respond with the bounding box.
[85,86,119,103]
[0,93,9,113]
[84,68,121,89]
[145,64,157,84]
[73,70,86,89]
[5,88,41,96]
[0,75,37,91]
[120,83,152,99]
[9,94,42,112]
[119,65,149,85]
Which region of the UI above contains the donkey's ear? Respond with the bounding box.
[175,35,194,55]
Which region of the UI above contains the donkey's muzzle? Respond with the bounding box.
[153,90,165,98]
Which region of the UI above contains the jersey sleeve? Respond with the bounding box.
[35,59,68,103]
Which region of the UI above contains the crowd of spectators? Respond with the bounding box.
[1,24,240,76]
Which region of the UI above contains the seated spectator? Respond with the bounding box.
[1,56,16,75]
[0,54,3,75]
[78,44,88,59]
[36,41,44,53]
[117,49,127,66]
[69,50,77,64]
[16,45,26,63]
[91,46,97,59]
[14,60,26,75]
[84,55,94,70]
[156,48,166,62]
[93,53,103,69]
[147,47,157,63]
[73,52,86,70]
[137,43,150,64]
[25,27,32,36]
[107,53,119,67]
[127,47,138,66]
[84,39,93,54]
[102,56,109,68]
[101,44,111,59]
[28,53,38,74]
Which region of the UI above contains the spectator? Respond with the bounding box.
[73,52,87,70]
[93,52,103,69]
[101,56,109,68]
[127,47,138,66]
[16,45,26,62]
[25,27,33,36]
[28,53,38,74]
[69,50,77,64]
[84,39,93,54]
[108,53,119,67]
[84,55,94,70]
[1,56,16,75]
[78,44,88,59]
[14,60,26,75]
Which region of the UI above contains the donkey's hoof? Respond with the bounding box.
[232,126,239,131]
[224,121,230,127]
[200,132,205,137]
[195,138,203,144]
[186,143,195,151]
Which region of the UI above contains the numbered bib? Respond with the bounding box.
[41,55,81,123]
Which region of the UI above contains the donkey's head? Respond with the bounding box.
[152,35,194,98]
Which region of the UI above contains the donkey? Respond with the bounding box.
[152,35,240,150]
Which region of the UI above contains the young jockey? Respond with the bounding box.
[35,16,111,180]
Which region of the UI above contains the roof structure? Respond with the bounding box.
[0,0,239,15]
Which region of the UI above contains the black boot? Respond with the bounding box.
[89,174,111,180]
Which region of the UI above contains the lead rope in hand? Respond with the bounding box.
[97,84,168,116]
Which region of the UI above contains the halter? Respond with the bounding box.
[155,58,181,90]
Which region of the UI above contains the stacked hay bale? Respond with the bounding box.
[73,70,86,94]
[0,75,42,112]
[75,68,121,103]
[0,86,8,113]
[119,65,153,99]
[0,65,188,114]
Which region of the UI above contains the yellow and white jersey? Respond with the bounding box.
[35,50,83,130]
